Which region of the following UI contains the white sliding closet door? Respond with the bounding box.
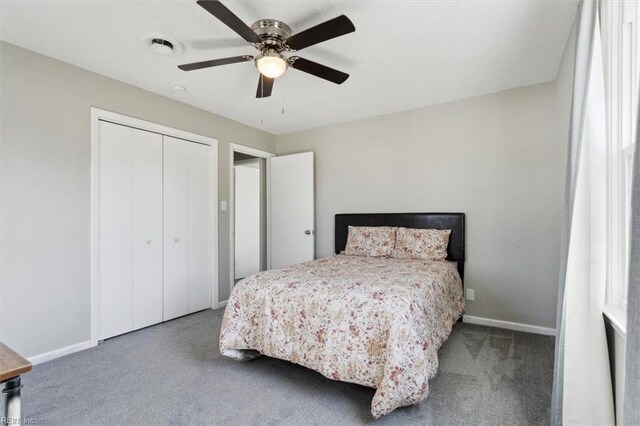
[98,121,163,340]
[132,131,163,330]
[163,136,212,320]
[188,143,212,313]
[95,112,216,343]
[98,122,133,340]
[163,137,190,320]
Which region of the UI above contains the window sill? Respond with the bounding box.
[603,304,627,336]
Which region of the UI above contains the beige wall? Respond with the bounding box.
[276,82,562,329]
[0,42,276,357]
[0,37,568,358]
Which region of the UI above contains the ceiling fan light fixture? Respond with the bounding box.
[255,50,287,79]
[177,1,355,98]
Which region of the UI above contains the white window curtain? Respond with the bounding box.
[552,1,615,424]
[623,29,640,426]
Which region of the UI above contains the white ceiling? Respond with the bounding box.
[0,0,578,134]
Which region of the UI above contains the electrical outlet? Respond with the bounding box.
[220,200,228,212]
[466,288,475,301]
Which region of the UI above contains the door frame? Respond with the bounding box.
[90,108,219,346]
[229,143,274,304]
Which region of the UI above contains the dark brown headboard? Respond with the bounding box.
[335,213,465,282]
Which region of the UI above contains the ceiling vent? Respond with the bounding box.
[141,34,184,56]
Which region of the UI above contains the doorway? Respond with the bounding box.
[234,154,262,280]
[229,144,273,291]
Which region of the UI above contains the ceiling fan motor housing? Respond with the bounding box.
[251,19,292,78]
[250,19,292,52]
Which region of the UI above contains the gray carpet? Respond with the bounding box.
[22,309,554,425]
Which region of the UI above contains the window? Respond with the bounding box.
[602,0,640,320]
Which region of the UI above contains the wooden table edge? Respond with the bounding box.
[0,342,32,383]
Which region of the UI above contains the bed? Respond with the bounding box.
[219,213,465,417]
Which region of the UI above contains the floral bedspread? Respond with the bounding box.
[219,254,465,418]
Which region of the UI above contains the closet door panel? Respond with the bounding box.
[98,121,134,340]
[132,130,164,329]
[163,136,190,320]
[188,143,212,312]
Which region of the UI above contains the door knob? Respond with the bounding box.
[146,240,152,245]
[174,238,180,243]
[304,230,314,235]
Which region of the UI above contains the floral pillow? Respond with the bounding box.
[343,226,397,257]
[391,227,451,260]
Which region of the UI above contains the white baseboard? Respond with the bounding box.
[215,300,228,309]
[28,340,95,365]
[463,315,556,336]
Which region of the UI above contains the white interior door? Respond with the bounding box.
[98,121,134,340]
[234,163,261,279]
[131,130,163,330]
[163,136,190,321]
[164,136,212,319]
[188,142,212,313]
[98,121,163,340]
[269,152,315,269]
[94,112,217,343]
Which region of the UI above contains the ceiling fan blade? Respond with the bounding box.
[289,57,349,84]
[256,75,274,98]
[285,15,355,51]
[197,0,262,44]
[178,55,253,71]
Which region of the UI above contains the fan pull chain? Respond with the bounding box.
[260,74,265,125]
[281,76,285,115]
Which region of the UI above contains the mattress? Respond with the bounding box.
[219,254,465,417]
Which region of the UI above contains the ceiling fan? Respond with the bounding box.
[178,0,356,98]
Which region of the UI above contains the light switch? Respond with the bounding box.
[221,200,227,211]
[465,288,475,301]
